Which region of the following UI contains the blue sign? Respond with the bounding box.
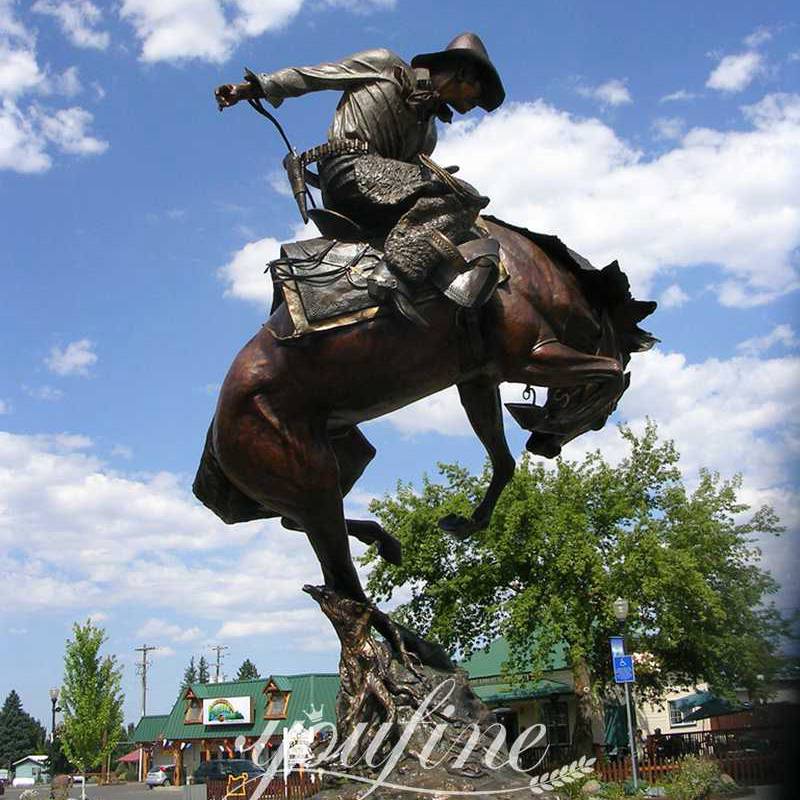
[613,655,635,683]
[609,636,625,658]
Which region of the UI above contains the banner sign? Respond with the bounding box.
[203,696,252,725]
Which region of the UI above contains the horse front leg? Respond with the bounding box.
[438,378,515,539]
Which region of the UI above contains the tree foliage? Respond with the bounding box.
[236,659,260,681]
[59,621,125,773]
[365,422,791,711]
[0,690,47,769]
[181,657,198,689]
[197,656,210,684]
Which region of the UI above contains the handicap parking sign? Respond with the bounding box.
[613,655,635,683]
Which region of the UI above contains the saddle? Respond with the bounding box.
[268,209,506,340]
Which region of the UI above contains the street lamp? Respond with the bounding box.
[612,598,639,791]
[49,687,60,742]
[612,596,629,625]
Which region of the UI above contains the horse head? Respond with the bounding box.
[514,260,658,459]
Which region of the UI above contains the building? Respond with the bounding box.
[132,674,338,785]
[11,755,49,786]
[460,637,577,753]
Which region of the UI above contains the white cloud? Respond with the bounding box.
[31,0,110,50]
[706,51,764,93]
[744,27,772,49]
[136,618,203,642]
[0,430,274,613]
[436,95,800,306]
[119,0,302,63]
[0,2,107,172]
[52,65,81,97]
[0,399,9,414]
[0,41,43,97]
[0,99,49,172]
[35,105,108,154]
[219,221,317,305]
[87,610,109,623]
[218,237,279,305]
[577,78,632,107]
[119,0,395,63]
[659,283,690,308]
[23,384,64,401]
[111,444,134,459]
[217,608,318,638]
[651,116,685,141]
[660,90,698,103]
[45,338,98,376]
[737,324,798,356]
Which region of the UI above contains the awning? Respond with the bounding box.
[672,690,750,721]
[472,678,571,706]
[117,750,141,764]
[604,704,627,748]
[681,696,751,722]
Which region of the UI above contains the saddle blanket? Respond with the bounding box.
[267,220,507,339]
[269,238,386,338]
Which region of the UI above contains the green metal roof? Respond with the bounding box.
[472,679,571,706]
[132,715,170,743]
[460,638,569,679]
[137,675,339,743]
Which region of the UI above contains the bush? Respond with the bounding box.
[665,756,721,800]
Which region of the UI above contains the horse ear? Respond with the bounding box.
[629,299,657,322]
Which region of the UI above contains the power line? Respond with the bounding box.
[134,644,158,718]
[209,644,229,683]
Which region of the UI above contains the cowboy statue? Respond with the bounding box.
[215,33,506,325]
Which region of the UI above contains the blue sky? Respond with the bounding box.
[1,0,798,730]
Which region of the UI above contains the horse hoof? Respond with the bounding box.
[376,535,403,566]
[438,513,481,539]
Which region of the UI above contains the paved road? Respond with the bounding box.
[2,786,183,800]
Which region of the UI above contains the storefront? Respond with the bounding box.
[132,673,339,786]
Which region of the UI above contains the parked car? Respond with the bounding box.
[192,759,265,785]
[146,764,176,788]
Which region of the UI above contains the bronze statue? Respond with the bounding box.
[215,33,506,322]
[197,35,657,777]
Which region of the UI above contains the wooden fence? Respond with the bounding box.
[205,772,320,800]
[595,751,781,786]
[520,726,787,787]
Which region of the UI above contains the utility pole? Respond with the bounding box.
[135,644,158,718]
[210,644,229,683]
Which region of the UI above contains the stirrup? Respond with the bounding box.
[429,232,501,308]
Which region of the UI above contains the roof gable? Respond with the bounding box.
[142,675,340,742]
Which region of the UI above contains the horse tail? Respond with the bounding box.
[193,421,275,524]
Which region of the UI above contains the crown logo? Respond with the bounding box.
[303,702,324,724]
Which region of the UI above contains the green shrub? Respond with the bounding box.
[664,756,721,800]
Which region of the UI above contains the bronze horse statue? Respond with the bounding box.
[194,217,655,653]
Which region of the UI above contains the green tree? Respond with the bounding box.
[235,659,260,680]
[365,422,791,752]
[0,690,47,769]
[59,621,125,774]
[197,656,210,684]
[181,657,198,688]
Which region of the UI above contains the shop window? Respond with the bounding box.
[184,690,203,724]
[542,700,570,745]
[264,691,290,719]
[668,700,694,726]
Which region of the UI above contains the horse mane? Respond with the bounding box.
[482,215,659,357]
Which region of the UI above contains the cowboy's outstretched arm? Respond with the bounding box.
[243,48,399,108]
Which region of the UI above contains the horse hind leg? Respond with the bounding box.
[281,425,403,565]
[193,421,279,524]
